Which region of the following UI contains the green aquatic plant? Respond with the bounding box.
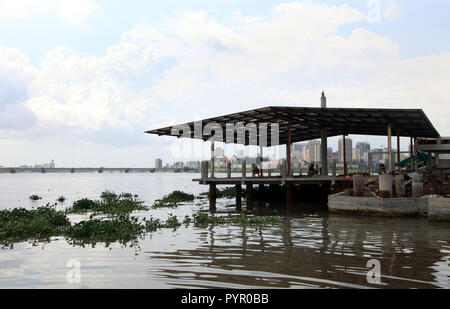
[182,215,192,225]
[66,191,148,214]
[64,214,146,247]
[29,195,42,201]
[152,191,195,208]
[57,196,66,203]
[69,198,97,212]
[64,214,185,247]
[0,204,70,247]
[192,212,279,227]
[198,186,247,199]
[143,217,163,232]
[164,214,182,229]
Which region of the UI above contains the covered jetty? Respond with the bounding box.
[146,93,440,210]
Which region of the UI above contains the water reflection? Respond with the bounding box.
[147,211,450,289]
[0,173,448,289]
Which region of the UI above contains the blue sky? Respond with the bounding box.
[0,0,449,167]
[2,0,450,60]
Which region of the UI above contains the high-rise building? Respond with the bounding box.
[293,143,307,152]
[338,137,353,163]
[292,143,307,161]
[352,149,360,162]
[306,140,321,163]
[215,147,224,159]
[155,158,163,169]
[327,147,333,159]
[355,142,370,163]
[370,149,383,164]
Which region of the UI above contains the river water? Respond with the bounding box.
[0,173,449,289]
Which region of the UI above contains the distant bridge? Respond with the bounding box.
[0,167,182,174]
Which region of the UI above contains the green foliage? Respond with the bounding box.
[164,214,181,229]
[67,190,148,214]
[182,215,192,225]
[57,196,66,203]
[2,189,280,249]
[0,204,70,247]
[29,195,42,201]
[192,212,279,227]
[64,215,145,247]
[152,191,195,208]
[198,187,247,199]
[69,198,97,212]
[143,217,163,232]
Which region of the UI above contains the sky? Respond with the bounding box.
[0,0,449,167]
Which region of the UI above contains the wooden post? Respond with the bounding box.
[210,140,215,178]
[209,184,216,211]
[412,174,423,197]
[242,161,246,178]
[281,160,287,179]
[201,161,208,179]
[353,175,364,197]
[227,162,231,178]
[260,144,264,177]
[246,184,253,210]
[286,184,293,207]
[332,159,337,177]
[343,135,348,176]
[236,184,242,210]
[410,137,414,170]
[395,175,405,197]
[286,121,292,176]
[397,133,401,172]
[387,124,393,173]
[414,137,418,171]
[321,128,328,176]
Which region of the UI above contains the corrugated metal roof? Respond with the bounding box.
[146,106,440,146]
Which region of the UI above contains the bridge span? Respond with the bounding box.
[0,167,181,174]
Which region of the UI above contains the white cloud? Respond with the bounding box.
[383,1,405,21]
[0,0,99,27]
[0,1,449,165]
[0,47,37,129]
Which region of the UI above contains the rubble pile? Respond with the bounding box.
[423,169,450,197]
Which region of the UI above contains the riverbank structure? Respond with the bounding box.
[146,93,441,210]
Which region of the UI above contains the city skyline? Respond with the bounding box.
[3,137,411,168]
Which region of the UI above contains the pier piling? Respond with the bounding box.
[353,175,364,197]
[209,184,217,211]
[236,184,242,210]
[395,175,405,197]
[412,174,424,198]
[379,174,393,198]
[246,184,253,210]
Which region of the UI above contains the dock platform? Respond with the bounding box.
[194,175,349,185]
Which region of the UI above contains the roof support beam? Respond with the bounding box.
[286,121,292,176]
[321,128,328,176]
[343,134,348,177]
[388,124,393,173]
[397,132,401,172]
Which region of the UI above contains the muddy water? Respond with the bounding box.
[0,173,448,288]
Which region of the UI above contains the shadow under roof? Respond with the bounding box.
[146,106,440,146]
